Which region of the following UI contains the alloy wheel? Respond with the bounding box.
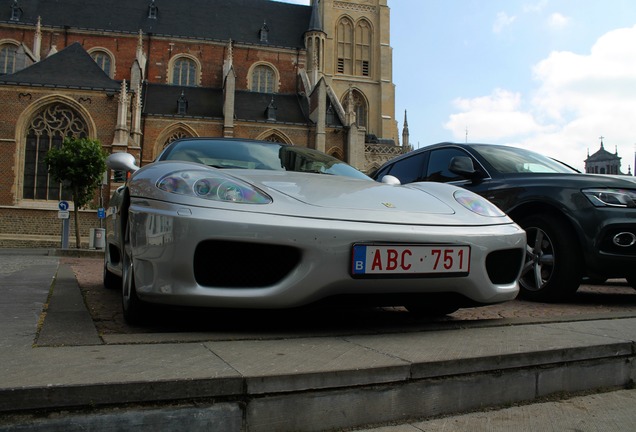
[519,226,555,292]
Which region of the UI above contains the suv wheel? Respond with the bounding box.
[517,213,582,302]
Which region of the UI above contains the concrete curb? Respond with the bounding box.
[1,253,635,431]
[2,320,635,431]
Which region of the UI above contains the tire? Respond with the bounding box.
[121,222,147,325]
[517,213,582,302]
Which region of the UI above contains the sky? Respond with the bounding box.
[276,0,636,173]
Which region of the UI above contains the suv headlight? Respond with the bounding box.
[583,188,636,208]
[157,170,272,204]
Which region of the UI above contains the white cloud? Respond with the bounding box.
[547,12,570,29]
[443,24,636,171]
[493,12,517,34]
[445,89,545,141]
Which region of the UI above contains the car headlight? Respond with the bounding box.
[453,190,505,217]
[582,188,636,208]
[157,170,272,204]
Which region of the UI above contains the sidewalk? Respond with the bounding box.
[0,250,635,431]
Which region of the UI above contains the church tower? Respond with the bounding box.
[585,137,623,175]
[315,0,398,146]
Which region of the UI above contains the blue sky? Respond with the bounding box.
[276,0,636,172]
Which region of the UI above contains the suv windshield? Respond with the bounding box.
[474,145,576,174]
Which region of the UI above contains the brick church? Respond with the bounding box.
[0,0,407,248]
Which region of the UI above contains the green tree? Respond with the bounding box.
[45,137,107,249]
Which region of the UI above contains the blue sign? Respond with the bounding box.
[97,208,106,219]
[58,201,69,211]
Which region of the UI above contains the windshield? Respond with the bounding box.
[158,139,371,180]
[473,144,577,174]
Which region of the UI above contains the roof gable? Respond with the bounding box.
[0,42,120,91]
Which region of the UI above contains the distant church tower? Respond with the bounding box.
[584,137,623,175]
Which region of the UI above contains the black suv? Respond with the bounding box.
[372,142,636,301]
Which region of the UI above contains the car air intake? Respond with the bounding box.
[485,248,524,284]
[194,240,301,288]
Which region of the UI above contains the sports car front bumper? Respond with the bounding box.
[128,199,526,309]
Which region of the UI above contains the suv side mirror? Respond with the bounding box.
[449,156,483,182]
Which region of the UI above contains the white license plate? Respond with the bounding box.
[351,244,470,276]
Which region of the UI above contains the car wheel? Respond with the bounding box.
[103,252,120,290]
[517,214,582,302]
[405,303,459,317]
[121,223,147,325]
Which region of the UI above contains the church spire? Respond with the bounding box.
[304,0,325,87]
[307,0,323,32]
[402,110,410,149]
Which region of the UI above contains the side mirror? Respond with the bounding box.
[106,152,139,173]
[381,175,401,185]
[449,156,482,181]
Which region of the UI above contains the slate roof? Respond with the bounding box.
[235,91,309,124]
[0,42,120,90]
[2,0,313,49]
[143,84,224,118]
[143,85,309,124]
[0,1,313,123]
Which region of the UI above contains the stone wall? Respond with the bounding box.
[0,207,103,248]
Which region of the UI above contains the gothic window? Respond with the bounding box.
[23,104,88,201]
[328,147,344,161]
[163,130,190,150]
[336,18,353,75]
[263,134,284,143]
[326,103,336,126]
[251,64,276,93]
[355,20,371,77]
[337,17,372,77]
[348,90,368,129]
[355,102,367,129]
[257,129,290,144]
[0,43,18,74]
[171,56,198,87]
[90,49,113,78]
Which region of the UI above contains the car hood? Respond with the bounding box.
[254,171,452,213]
[129,163,512,226]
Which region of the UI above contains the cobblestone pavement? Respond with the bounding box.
[63,257,636,337]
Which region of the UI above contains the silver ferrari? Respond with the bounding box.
[104,138,526,324]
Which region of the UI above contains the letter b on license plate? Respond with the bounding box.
[351,244,470,277]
